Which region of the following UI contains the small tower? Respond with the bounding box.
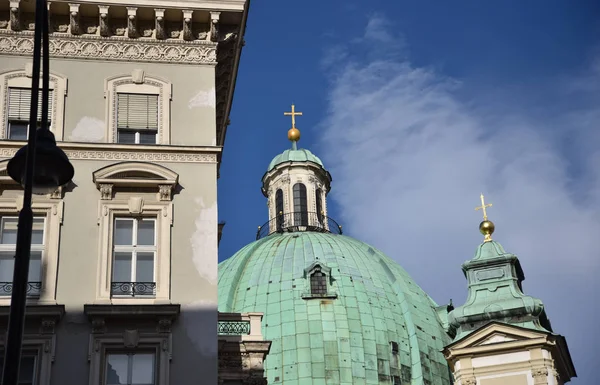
[259,104,336,237]
[444,195,576,385]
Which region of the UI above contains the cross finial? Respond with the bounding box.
[475,193,492,221]
[284,104,303,129]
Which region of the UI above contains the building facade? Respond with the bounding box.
[0,0,269,384]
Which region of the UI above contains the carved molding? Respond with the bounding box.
[91,318,106,334]
[0,32,217,65]
[99,6,109,37]
[69,3,80,35]
[532,367,549,385]
[127,7,137,38]
[157,318,172,333]
[0,147,217,163]
[210,11,220,42]
[154,9,165,40]
[183,10,193,41]
[9,1,20,32]
[99,183,113,200]
[158,184,172,201]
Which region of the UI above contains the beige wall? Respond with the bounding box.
[481,374,529,385]
[1,56,217,146]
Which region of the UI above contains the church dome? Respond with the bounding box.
[267,148,324,172]
[218,231,453,385]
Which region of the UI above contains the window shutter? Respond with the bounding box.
[117,93,159,130]
[7,87,53,122]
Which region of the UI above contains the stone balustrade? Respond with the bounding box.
[218,312,264,341]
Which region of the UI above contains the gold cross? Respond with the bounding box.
[284,104,303,128]
[475,193,492,221]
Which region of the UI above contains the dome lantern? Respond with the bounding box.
[259,104,335,238]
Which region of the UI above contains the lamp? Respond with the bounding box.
[1,0,74,384]
[7,128,74,194]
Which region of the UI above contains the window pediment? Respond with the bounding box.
[93,162,179,201]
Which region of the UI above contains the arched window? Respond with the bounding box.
[293,183,308,226]
[275,189,284,231]
[310,267,328,295]
[316,188,323,223]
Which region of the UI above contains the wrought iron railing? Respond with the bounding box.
[218,320,251,335]
[111,282,156,297]
[0,282,42,297]
[256,211,343,240]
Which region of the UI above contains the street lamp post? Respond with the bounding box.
[1,0,74,384]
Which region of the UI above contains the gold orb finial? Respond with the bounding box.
[475,193,495,242]
[479,220,495,242]
[288,127,301,142]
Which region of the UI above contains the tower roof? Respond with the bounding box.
[266,147,325,172]
[218,232,453,384]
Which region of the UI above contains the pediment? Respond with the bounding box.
[93,161,178,186]
[92,162,178,201]
[448,322,550,351]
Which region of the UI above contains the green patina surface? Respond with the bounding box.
[449,240,552,341]
[219,232,453,385]
[267,148,324,172]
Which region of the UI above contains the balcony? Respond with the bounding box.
[110,282,156,297]
[0,282,42,298]
[218,312,271,384]
[256,211,343,240]
[218,312,265,342]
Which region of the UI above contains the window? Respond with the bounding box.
[0,216,45,297]
[390,341,399,354]
[105,72,171,144]
[275,189,284,231]
[310,267,327,296]
[0,354,38,385]
[393,376,401,385]
[111,218,156,297]
[6,87,53,140]
[293,183,308,226]
[0,69,67,141]
[87,330,174,385]
[116,93,158,144]
[93,162,176,304]
[105,352,156,385]
[303,262,336,299]
[316,188,323,223]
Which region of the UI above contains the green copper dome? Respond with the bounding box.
[219,232,453,385]
[267,148,325,172]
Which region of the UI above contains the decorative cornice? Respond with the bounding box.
[0,31,217,65]
[0,141,219,163]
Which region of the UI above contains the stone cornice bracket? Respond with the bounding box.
[210,11,220,42]
[99,183,113,200]
[99,5,109,37]
[127,7,137,38]
[154,9,165,40]
[183,10,193,41]
[9,0,21,32]
[69,3,80,35]
[158,184,173,201]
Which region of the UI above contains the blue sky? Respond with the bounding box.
[218,1,600,383]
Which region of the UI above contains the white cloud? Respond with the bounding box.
[318,15,599,384]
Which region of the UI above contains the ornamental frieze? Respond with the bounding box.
[0,31,217,65]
